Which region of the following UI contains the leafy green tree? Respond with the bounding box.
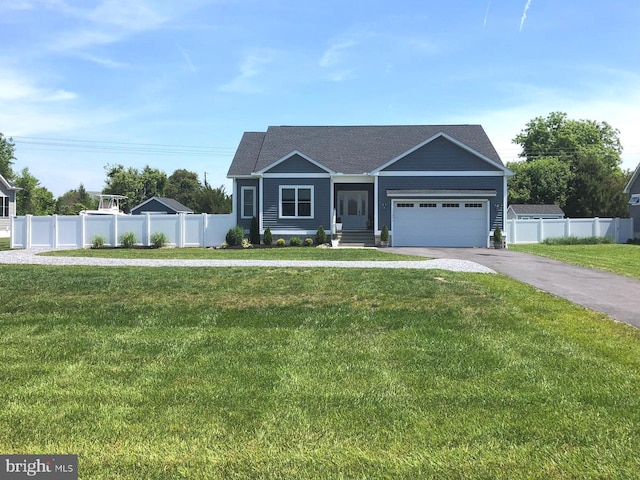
[165,169,202,211]
[0,132,16,180]
[56,183,97,215]
[506,157,570,206]
[197,184,232,213]
[103,164,167,212]
[512,112,627,217]
[15,167,55,215]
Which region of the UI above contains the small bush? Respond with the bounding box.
[242,238,252,249]
[493,226,503,244]
[304,237,314,246]
[226,226,244,247]
[626,237,640,245]
[316,225,327,245]
[542,236,614,245]
[120,231,136,248]
[381,224,389,242]
[150,232,168,249]
[276,238,286,247]
[263,226,273,245]
[219,241,228,249]
[91,235,105,249]
[289,237,302,246]
[249,216,260,245]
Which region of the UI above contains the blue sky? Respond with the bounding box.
[1,0,639,197]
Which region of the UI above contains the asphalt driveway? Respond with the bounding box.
[390,247,640,329]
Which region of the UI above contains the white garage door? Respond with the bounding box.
[392,200,488,247]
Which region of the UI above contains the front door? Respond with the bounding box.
[338,190,368,230]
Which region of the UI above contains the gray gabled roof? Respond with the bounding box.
[227,125,505,177]
[508,204,565,215]
[624,162,640,193]
[131,196,193,213]
[0,173,21,192]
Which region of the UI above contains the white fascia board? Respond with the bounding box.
[388,192,497,198]
[255,150,335,175]
[261,173,331,178]
[371,132,512,175]
[332,175,374,183]
[377,170,505,177]
[624,163,640,193]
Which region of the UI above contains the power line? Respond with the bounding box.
[12,136,236,157]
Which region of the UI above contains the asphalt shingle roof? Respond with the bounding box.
[509,204,565,215]
[227,125,503,176]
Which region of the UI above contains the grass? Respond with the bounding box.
[0,237,9,250]
[1,265,639,478]
[510,243,640,280]
[40,246,424,261]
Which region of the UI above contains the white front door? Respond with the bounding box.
[338,191,368,230]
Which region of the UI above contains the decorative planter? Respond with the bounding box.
[331,239,340,248]
[379,240,389,248]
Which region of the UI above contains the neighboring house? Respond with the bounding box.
[130,196,194,215]
[0,173,20,238]
[227,125,513,247]
[506,204,565,220]
[623,163,640,238]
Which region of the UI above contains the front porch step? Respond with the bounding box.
[339,230,375,247]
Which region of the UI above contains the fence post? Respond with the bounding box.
[178,213,185,247]
[614,217,620,243]
[593,217,600,237]
[145,213,151,246]
[202,213,207,247]
[81,214,86,248]
[26,215,32,249]
[113,215,118,247]
[538,218,544,243]
[565,218,570,239]
[53,215,58,249]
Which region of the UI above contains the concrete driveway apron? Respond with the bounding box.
[389,247,640,329]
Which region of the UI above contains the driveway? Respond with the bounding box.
[390,247,640,329]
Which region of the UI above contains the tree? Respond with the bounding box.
[0,132,16,180]
[103,164,167,212]
[14,167,55,215]
[512,112,627,217]
[56,183,97,215]
[165,169,202,211]
[197,184,232,213]
[506,157,570,206]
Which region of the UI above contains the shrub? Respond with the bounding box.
[225,226,244,247]
[316,225,327,245]
[493,226,503,244]
[289,237,302,246]
[381,224,389,242]
[276,238,286,247]
[120,231,136,248]
[542,236,614,245]
[91,235,105,249]
[150,232,168,249]
[219,241,228,249]
[304,237,314,246]
[263,226,273,245]
[242,238,252,249]
[249,216,260,245]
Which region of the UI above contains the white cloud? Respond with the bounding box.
[319,40,356,68]
[0,69,77,102]
[520,0,533,32]
[219,51,274,93]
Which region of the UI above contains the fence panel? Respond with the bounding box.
[507,218,633,244]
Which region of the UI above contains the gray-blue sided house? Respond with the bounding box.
[623,162,640,238]
[0,173,20,238]
[227,125,513,247]
[130,196,194,215]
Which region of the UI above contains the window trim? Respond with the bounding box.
[278,185,314,218]
[240,186,256,219]
[0,196,8,217]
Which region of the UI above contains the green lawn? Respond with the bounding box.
[1,265,639,478]
[40,246,423,261]
[510,243,640,280]
[0,237,9,250]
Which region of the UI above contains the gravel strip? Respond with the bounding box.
[0,249,496,273]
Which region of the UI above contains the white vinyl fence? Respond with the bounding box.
[506,217,634,244]
[11,213,236,249]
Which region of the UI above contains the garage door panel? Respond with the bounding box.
[392,201,488,247]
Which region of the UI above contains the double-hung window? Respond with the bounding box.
[279,186,313,218]
[0,197,8,217]
[241,186,256,219]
